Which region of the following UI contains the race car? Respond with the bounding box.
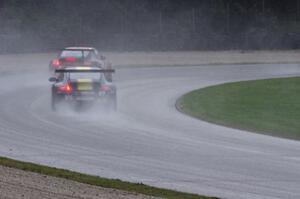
[49,47,113,81]
[49,66,116,111]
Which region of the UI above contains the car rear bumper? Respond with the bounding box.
[63,92,112,102]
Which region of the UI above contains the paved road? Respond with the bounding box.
[0,63,300,199]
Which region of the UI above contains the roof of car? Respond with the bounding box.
[63,47,96,51]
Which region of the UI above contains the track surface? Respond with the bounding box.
[1,63,300,199]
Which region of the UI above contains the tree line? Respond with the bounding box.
[0,0,299,53]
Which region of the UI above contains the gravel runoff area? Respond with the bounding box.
[0,50,299,199]
[0,165,159,199]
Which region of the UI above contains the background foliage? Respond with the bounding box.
[0,0,299,52]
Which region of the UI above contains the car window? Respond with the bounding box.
[83,51,90,58]
[84,51,97,60]
[60,50,83,58]
[69,72,102,80]
[60,50,96,59]
[94,50,100,58]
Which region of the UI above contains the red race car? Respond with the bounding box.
[49,47,113,81]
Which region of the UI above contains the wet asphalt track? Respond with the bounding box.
[0,63,300,199]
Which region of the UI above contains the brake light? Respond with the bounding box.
[52,59,60,68]
[100,85,111,92]
[58,84,73,94]
[64,57,78,62]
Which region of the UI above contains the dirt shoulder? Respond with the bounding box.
[0,165,159,199]
[107,50,300,67]
[0,50,299,73]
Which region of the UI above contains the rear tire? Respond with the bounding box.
[51,87,63,111]
[51,92,57,111]
[74,101,83,112]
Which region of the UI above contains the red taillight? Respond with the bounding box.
[58,84,73,94]
[52,59,61,69]
[100,85,111,92]
[64,57,78,62]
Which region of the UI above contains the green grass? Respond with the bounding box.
[0,157,217,199]
[178,77,300,140]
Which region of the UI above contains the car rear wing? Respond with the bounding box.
[55,68,115,73]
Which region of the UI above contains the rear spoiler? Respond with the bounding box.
[55,68,115,73]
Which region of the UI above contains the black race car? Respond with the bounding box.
[49,66,116,111]
[49,47,113,81]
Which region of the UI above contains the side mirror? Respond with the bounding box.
[49,77,57,82]
[100,55,106,60]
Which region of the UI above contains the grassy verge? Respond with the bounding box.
[178,77,300,140]
[0,156,217,199]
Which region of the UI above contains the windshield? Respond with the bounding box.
[60,50,94,59]
[67,72,102,81]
